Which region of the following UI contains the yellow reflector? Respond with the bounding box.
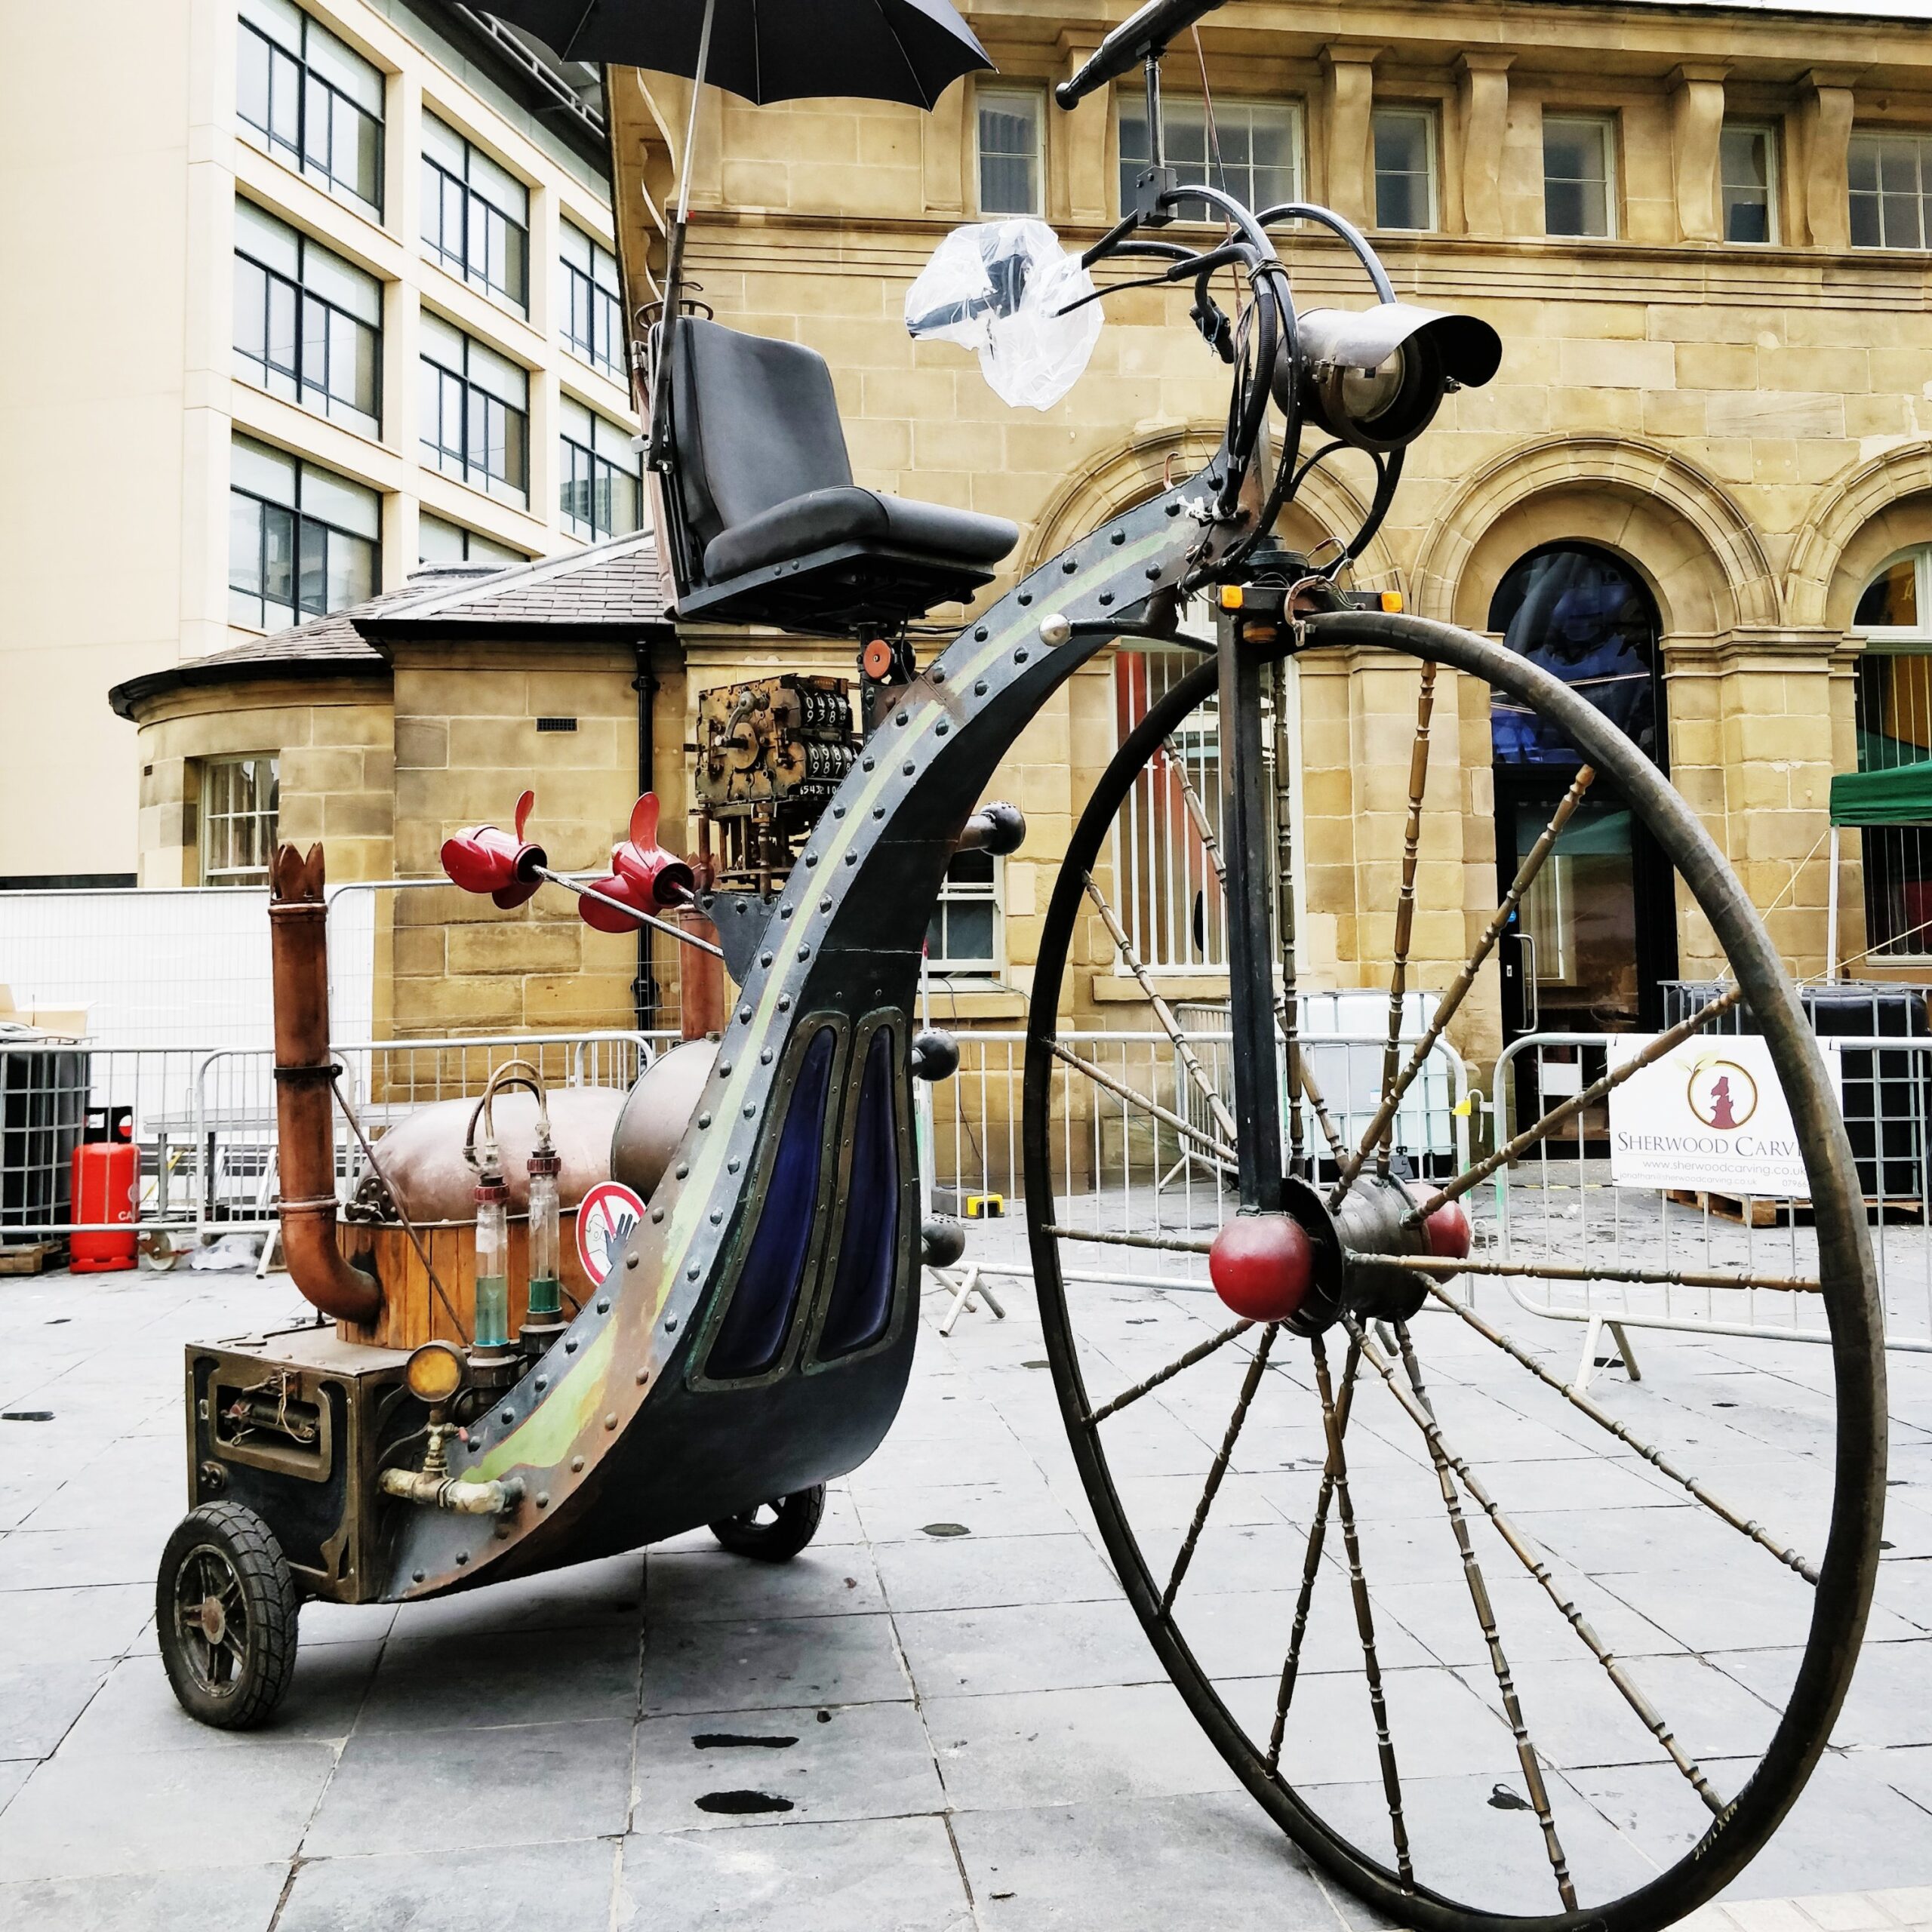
[405,1340,466,1404]
[1218,584,1244,610]
[1380,590,1405,613]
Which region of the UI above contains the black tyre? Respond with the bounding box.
[709,1484,827,1561]
[156,1502,300,1730]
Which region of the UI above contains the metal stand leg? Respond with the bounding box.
[934,1263,1006,1336]
[1574,1313,1641,1392]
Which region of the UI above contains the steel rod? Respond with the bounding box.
[1404,986,1744,1224]
[1046,1223,1214,1255]
[534,868,724,958]
[1346,1315,1727,1814]
[1272,663,1309,1171]
[1048,1044,1233,1164]
[1352,1252,1820,1296]
[1420,1283,1820,1580]
[1333,766,1595,1208]
[1161,1322,1276,1615]
[1391,1321,1577,1909]
[1377,665,1436,1179]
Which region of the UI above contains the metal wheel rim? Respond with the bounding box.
[171,1540,251,1698]
[1020,611,1885,1932]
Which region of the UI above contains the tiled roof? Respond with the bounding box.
[108,535,669,718]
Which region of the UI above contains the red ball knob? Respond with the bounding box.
[1209,1213,1315,1323]
[1423,1198,1472,1261]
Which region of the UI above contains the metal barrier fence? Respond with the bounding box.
[928,1027,1473,1294]
[1491,1031,1932,1361]
[0,1032,669,1242]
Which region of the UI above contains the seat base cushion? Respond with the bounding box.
[704,486,1016,584]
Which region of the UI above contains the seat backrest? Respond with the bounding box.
[670,320,854,560]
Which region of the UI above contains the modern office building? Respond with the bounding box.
[0,0,642,888]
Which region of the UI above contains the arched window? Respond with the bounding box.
[1488,543,1663,767]
[1852,545,1932,956]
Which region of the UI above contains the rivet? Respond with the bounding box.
[675,1163,688,1179]
[936,721,949,737]
[738,1006,752,1022]
[743,1103,756,1117]
[1061,557,1077,574]
[1098,592,1115,608]
[697,1113,712,1130]
[629,1248,642,1263]
[974,626,989,641]
[565,1338,579,1353]
[759,951,772,967]
[974,680,988,696]
[832,805,845,819]
[651,1207,664,1223]
[494,1524,510,1540]
[688,1263,700,1278]
[902,762,915,776]
[933,666,947,682]
[728,1158,740,1173]
[844,852,857,866]
[1166,502,1182,518]
[873,806,884,819]
[862,756,875,771]
[537,1492,550,1508]
[710,1210,721,1225]
[819,896,832,912]
[413,1569,425,1583]
[635,1368,649,1385]
[502,1409,515,1425]
[759,1048,773,1065]
[665,1316,678,1333]
[806,852,820,867]
[535,1377,547,1391]
[1110,528,1125,546]
[718,1061,733,1077]
[605,1413,618,1430]
[1018,590,1032,605]
[779,904,793,919]
[455,1550,469,1565]
[896,711,909,726]
[1015,648,1030,663]
[596,1297,610,1313]
[1146,565,1161,580]
[798,944,811,961]
[778,994,792,1010]
[572,1455,585,1472]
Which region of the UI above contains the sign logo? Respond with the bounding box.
[1685,1056,1758,1131]
[575,1180,648,1287]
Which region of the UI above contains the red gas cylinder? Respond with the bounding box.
[71,1110,139,1273]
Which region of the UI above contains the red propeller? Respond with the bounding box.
[440,789,546,909]
[579,794,697,934]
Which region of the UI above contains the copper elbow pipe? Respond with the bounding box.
[269,844,381,1326]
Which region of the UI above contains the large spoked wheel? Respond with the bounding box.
[1023,611,1884,1931]
[156,1502,300,1730]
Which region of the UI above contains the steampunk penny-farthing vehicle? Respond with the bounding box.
[156,2,1885,1926]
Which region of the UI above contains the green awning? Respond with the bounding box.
[1831,758,1932,827]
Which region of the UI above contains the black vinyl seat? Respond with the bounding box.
[666,319,1017,631]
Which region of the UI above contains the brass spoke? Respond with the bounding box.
[1390,1320,1577,1912]
[1350,1252,1820,1296]
[1346,1316,1727,1817]
[1420,1282,1820,1580]
[1310,1331,1414,1887]
[1085,1317,1258,1426]
[1046,1224,1212,1255]
[1048,1042,1234,1166]
[1271,667,1307,1171]
[1332,766,1595,1209]
[1376,664,1437,1180]
[1161,1324,1277,1615]
[1084,872,1239,1147]
[1266,1341,1359,1770]
[1404,986,1743,1226]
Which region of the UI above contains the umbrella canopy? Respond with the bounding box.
[481,0,992,109]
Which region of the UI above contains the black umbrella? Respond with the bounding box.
[475,0,992,459]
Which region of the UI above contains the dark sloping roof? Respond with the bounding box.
[108,534,669,719]
[354,531,668,645]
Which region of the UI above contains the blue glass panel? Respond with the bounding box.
[1489,544,1662,768]
[706,1029,835,1379]
[820,1028,901,1358]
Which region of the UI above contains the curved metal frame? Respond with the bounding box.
[1020,621,1885,1932]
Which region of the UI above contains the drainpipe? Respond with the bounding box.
[632,645,660,1031]
[268,844,383,1325]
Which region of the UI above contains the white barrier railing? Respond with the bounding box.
[1491,1031,1932,1360]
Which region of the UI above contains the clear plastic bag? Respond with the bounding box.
[905,219,1103,412]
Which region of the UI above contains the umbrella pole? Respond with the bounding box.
[646,0,716,467]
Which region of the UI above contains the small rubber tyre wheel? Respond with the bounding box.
[708,1485,826,1561]
[156,1503,300,1730]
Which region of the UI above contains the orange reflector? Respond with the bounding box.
[1380,590,1405,613]
[1217,585,1244,611]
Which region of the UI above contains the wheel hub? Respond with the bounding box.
[196,1597,228,1645]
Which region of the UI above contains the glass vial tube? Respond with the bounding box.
[473,1177,511,1350]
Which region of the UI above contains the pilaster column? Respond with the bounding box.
[1454,51,1512,237]
[1669,62,1730,242]
[923,73,967,217]
[1055,38,1112,227]
[1796,67,1861,250]
[1321,44,1381,229]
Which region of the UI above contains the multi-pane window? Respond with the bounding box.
[235,0,383,217]
[232,198,381,435]
[1373,107,1436,232]
[1721,125,1778,244]
[977,88,1043,216]
[1850,131,1932,251]
[561,223,625,381]
[1118,98,1302,221]
[1854,548,1932,955]
[229,435,379,632]
[418,513,526,567]
[925,851,1002,977]
[198,757,280,888]
[558,397,643,540]
[1543,115,1615,238]
[420,312,529,504]
[422,113,530,309]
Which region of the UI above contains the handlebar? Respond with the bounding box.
[1056,0,1224,108]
